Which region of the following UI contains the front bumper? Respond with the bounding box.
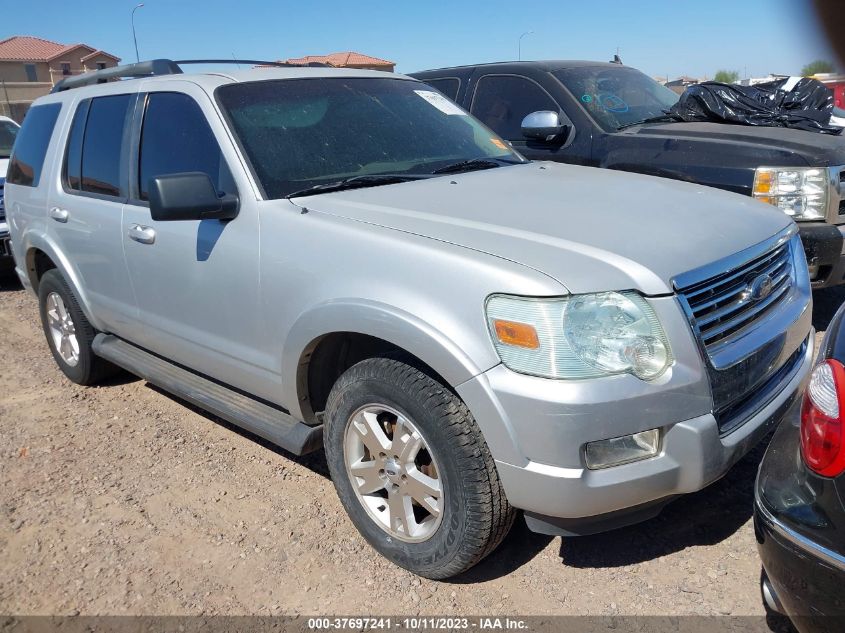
[798,222,845,289]
[459,319,813,535]
[0,225,13,270]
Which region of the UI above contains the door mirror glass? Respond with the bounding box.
[521,110,565,142]
[148,172,239,222]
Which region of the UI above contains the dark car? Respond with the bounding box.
[410,61,845,289]
[755,304,845,633]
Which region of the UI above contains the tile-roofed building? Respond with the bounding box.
[664,75,703,95]
[0,35,120,122]
[273,51,395,72]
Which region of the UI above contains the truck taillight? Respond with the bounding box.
[801,359,845,477]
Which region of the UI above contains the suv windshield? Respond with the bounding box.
[217,77,524,199]
[0,119,19,159]
[553,66,680,132]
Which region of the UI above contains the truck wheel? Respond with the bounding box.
[37,269,117,386]
[324,356,515,579]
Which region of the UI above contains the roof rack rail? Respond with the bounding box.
[50,58,320,93]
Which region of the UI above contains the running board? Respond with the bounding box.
[92,334,323,455]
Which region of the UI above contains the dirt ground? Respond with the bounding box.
[0,273,840,620]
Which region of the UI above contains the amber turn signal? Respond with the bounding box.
[492,319,540,349]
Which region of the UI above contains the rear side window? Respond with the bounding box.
[138,92,232,201]
[423,78,460,101]
[6,103,61,187]
[63,99,89,191]
[80,95,132,197]
[471,75,559,140]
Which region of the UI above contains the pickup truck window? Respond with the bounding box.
[6,103,61,187]
[424,78,460,101]
[552,66,678,132]
[139,92,233,201]
[470,75,559,141]
[217,77,520,200]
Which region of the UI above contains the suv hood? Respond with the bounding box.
[623,121,845,166]
[300,162,793,295]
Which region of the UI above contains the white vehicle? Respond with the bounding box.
[0,114,21,272]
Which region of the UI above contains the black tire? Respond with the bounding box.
[324,355,515,579]
[37,269,117,385]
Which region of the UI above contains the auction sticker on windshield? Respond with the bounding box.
[414,90,466,115]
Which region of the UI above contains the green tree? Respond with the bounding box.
[801,60,835,76]
[714,70,740,83]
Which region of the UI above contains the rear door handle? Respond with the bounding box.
[49,207,69,223]
[128,224,156,244]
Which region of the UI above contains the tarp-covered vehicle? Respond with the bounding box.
[669,76,842,135]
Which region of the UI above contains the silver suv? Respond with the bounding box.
[5,59,813,579]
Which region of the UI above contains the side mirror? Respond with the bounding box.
[521,110,566,142]
[148,172,239,222]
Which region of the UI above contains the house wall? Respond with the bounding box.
[0,60,50,82]
[82,53,118,72]
[0,51,118,122]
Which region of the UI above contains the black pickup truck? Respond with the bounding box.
[411,61,845,288]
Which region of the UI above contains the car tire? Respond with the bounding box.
[37,269,117,386]
[324,355,515,579]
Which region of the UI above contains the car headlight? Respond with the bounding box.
[753,167,829,220]
[485,292,672,380]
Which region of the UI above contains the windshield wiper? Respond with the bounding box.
[431,157,521,175]
[617,114,681,131]
[285,174,432,199]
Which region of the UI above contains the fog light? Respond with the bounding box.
[584,429,660,469]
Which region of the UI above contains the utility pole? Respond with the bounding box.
[518,31,533,61]
[1,79,11,119]
[132,4,145,63]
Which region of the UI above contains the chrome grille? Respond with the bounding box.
[678,240,793,355]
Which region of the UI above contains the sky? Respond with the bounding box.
[1,0,840,79]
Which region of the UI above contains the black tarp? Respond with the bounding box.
[668,77,843,135]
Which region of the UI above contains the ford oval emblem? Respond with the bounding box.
[748,274,774,302]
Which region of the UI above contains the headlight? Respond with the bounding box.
[753,167,829,220]
[485,292,672,380]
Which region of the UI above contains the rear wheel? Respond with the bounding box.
[323,356,515,579]
[37,269,117,385]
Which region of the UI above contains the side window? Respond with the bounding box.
[471,75,559,140]
[139,92,233,201]
[63,99,89,191]
[7,103,61,187]
[80,94,132,197]
[423,78,460,101]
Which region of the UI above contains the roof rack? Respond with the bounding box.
[50,58,326,93]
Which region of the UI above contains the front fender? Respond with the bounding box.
[21,230,105,331]
[280,298,499,421]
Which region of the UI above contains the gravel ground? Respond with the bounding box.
[0,273,840,620]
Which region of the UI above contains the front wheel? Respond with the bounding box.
[323,356,515,579]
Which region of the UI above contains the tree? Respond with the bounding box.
[713,70,740,84]
[801,60,835,76]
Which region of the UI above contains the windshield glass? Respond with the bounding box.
[216,77,523,199]
[0,119,19,158]
[553,66,680,132]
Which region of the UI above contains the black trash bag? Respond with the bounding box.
[668,77,842,135]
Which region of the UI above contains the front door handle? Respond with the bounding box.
[49,207,69,223]
[128,224,156,244]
